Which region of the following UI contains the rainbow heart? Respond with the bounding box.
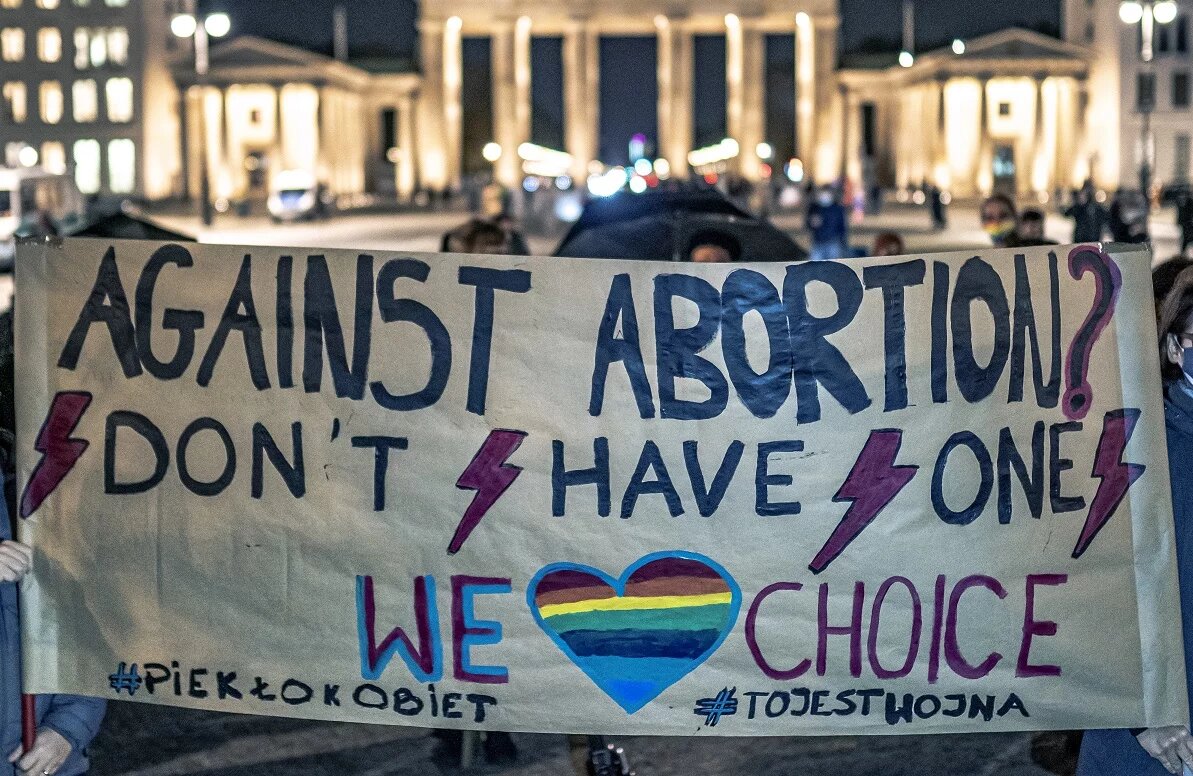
[527,552,740,714]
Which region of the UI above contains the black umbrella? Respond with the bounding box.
[554,188,806,262]
[68,208,195,241]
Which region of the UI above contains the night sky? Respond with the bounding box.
[203,0,1060,164]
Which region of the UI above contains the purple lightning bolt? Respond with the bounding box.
[1072,408,1145,559]
[447,429,528,554]
[809,429,918,574]
[20,391,93,519]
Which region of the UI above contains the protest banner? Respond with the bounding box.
[13,237,1186,735]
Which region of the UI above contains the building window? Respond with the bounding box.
[37,28,60,62]
[106,27,127,65]
[107,138,134,193]
[1178,16,1189,53]
[41,141,65,174]
[72,79,96,121]
[1159,23,1172,54]
[103,0,128,5]
[1085,21,1095,42]
[89,31,105,67]
[105,77,132,122]
[39,81,62,123]
[998,101,1011,117]
[1176,134,1191,182]
[1175,71,1191,109]
[2,82,26,123]
[35,0,59,8]
[73,139,100,194]
[1139,72,1157,111]
[2,28,25,62]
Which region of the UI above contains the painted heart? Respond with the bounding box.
[527,551,740,714]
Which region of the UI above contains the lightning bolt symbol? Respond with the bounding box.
[809,429,918,574]
[447,429,528,554]
[19,391,93,519]
[1072,408,1145,559]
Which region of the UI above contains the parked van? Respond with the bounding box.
[0,167,87,269]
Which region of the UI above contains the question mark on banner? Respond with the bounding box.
[1062,245,1123,420]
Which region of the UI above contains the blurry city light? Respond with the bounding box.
[517,15,532,33]
[703,172,719,185]
[940,191,952,205]
[587,167,627,197]
[654,14,668,29]
[482,141,502,162]
[522,176,540,193]
[17,145,37,167]
[204,13,231,38]
[633,158,652,176]
[688,138,739,167]
[898,50,914,67]
[170,13,197,37]
[447,16,462,32]
[724,13,740,28]
[952,38,965,55]
[555,175,571,190]
[385,147,400,163]
[911,190,926,204]
[760,163,772,178]
[518,142,573,177]
[756,142,774,160]
[784,158,804,182]
[628,133,647,161]
[1119,1,1144,24]
[653,158,671,179]
[628,175,647,194]
[554,193,583,222]
[1155,0,1179,24]
[795,11,810,27]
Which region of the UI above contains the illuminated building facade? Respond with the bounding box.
[840,29,1093,200]
[0,0,189,198]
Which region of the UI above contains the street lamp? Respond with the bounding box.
[1120,0,1176,200]
[173,12,231,227]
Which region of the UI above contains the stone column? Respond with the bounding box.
[492,21,519,187]
[443,18,463,191]
[564,18,597,180]
[656,15,692,178]
[273,84,284,173]
[977,75,992,195]
[934,76,948,186]
[515,16,531,149]
[811,17,840,182]
[1031,74,1047,195]
[179,89,190,199]
[416,17,450,193]
[397,93,417,200]
[726,13,743,155]
[795,19,814,166]
[739,18,765,180]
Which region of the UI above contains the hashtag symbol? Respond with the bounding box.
[693,686,738,727]
[109,663,142,696]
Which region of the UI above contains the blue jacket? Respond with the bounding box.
[1078,380,1193,775]
[0,494,105,775]
[805,202,847,244]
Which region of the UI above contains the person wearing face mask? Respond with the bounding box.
[980,194,1018,248]
[805,185,848,261]
[1077,268,1193,775]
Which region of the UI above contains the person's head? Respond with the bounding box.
[686,229,742,263]
[1154,256,1193,312]
[872,232,905,257]
[1159,267,1193,384]
[980,194,1017,246]
[815,186,836,207]
[1018,208,1046,241]
[442,219,510,255]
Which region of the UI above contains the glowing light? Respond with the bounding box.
[517,15,532,33]
[795,11,810,26]
[898,50,914,68]
[756,142,774,160]
[633,158,652,176]
[1119,2,1143,24]
[725,13,739,28]
[554,193,583,222]
[952,38,965,55]
[911,190,926,205]
[688,138,739,167]
[628,133,647,161]
[784,158,804,182]
[653,158,671,179]
[386,147,400,163]
[555,175,571,190]
[447,15,462,33]
[1155,0,1178,24]
[587,167,627,197]
[481,141,502,162]
[628,175,647,194]
[654,14,668,29]
[17,145,37,167]
[522,176,540,193]
[204,13,231,38]
[170,13,197,37]
[703,172,719,185]
[517,142,573,177]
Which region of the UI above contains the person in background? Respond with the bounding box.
[1155,257,1193,315]
[1109,189,1150,244]
[928,184,947,230]
[871,232,905,257]
[1175,187,1193,256]
[1078,268,1193,775]
[805,185,847,260]
[1013,208,1057,247]
[980,194,1018,248]
[685,230,741,263]
[1065,181,1108,244]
